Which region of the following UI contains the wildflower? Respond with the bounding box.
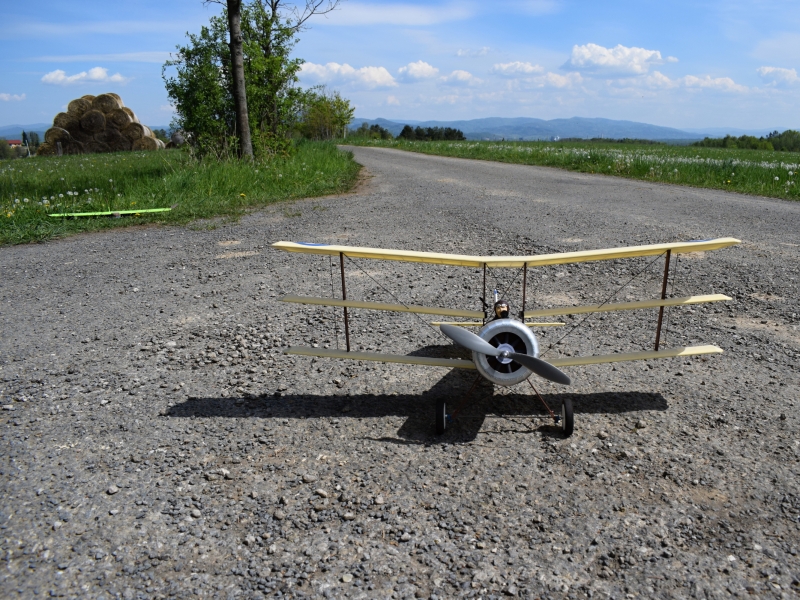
[117,194,122,197]
[14,199,19,204]
[23,198,29,203]
[239,193,246,197]
[67,191,73,196]
[109,179,113,183]
[278,174,282,178]
[59,194,64,198]
[50,196,54,200]
[775,176,780,181]
[790,171,795,176]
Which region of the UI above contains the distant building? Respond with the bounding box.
[6,139,22,147]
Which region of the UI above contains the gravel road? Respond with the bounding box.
[2,146,799,599]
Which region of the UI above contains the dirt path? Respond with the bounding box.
[1,146,798,599]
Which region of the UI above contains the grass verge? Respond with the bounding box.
[346,139,800,201]
[0,141,360,245]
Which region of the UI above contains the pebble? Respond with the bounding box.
[190,509,202,518]
[598,431,609,439]
[107,485,119,495]
[314,488,328,498]
[302,473,318,483]
[341,573,353,583]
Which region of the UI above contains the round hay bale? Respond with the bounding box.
[65,126,94,144]
[62,140,84,155]
[91,93,121,114]
[133,137,159,151]
[84,140,111,154]
[106,108,132,130]
[106,92,123,106]
[155,139,166,150]
[67,97,92,116]
[36,142,56,156]
[44,127,70,145]
[95,128,132,152]
[122,122,146,141]
[81,94,96,102]
[53,112,79,130]
[80,110,107,133]
[121,107,139,123]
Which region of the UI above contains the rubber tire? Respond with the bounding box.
[561,397,574,438]
[435,399,447,435]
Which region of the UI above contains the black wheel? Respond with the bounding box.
[561,397,574,438]
[435,399,447,435]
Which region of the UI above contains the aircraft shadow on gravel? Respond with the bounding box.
[166,354,668,443]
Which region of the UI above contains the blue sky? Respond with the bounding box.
[2,0,799,130]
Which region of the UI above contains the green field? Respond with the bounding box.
[0,142,360,245]
[347,138,800,201]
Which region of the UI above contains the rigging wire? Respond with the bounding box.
[540,251,667,358]
[344,255,449,339]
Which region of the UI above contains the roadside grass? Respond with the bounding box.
[0,141,360,245]
[346,138,800,201]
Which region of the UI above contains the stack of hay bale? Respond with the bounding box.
[37,93,165,156]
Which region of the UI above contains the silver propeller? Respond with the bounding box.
[440,323,571,385]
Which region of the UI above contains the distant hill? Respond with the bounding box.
[0,123,50,140]
[349,117,795,142]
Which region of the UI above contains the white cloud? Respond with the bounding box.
[397,61,439,81]
[300,62,397,89]
[666,56,679,63]
[532,72,582,88]
[0,93,25,101]
[492,61,544,76]
[563,43,664,76]
[41,67,128,85]
[457,47,490,57]
[319,2,473,26]
[440,70,483,86]
[680,74,747,93]
[386,95,400,105]
[756,66,799,86]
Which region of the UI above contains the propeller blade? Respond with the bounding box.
[439,324,501,356]
[508,353,571,385]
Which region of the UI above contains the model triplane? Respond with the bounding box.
[272,237,740,437]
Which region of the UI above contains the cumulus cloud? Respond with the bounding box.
[532,72,582,88]
[440,70,482,86]
[0,92,25,101]
[563,43,664,76]
[492,61,544,76]
[397,60,439,81]
[756,66,799,86]
[300,62,397,89]
[681,74,747,92]
[41,67,127,85]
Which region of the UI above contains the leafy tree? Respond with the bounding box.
[182,0,341,159]
[348,122,392,140]
[28,132,40,149]
[299,87,354,140]
[152,128,170,143]
[398,125,415,140]
[0,138,10,160]
[21,131,28,146]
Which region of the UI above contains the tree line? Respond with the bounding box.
[398,125,466,141]
[692,130,800,152]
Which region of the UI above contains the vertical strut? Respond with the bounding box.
[521,263,528,317]
[482,263,487,323]
[654,249,671,351]
[339,252,351,352]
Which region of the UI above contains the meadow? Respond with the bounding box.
[348,138,800,201]
[0,141,360,245]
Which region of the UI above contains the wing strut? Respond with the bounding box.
[654,249,671,351]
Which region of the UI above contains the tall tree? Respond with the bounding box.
[225,0,253,158]
[201,0,341,159]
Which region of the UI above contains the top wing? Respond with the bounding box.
[272,238,740,268]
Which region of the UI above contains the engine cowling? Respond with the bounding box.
[472,319,539,386]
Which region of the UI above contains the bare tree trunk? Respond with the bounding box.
[227,0,253,158]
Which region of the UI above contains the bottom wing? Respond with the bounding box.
[283,344,721,369]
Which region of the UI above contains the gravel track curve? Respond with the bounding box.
[1,146,799,599]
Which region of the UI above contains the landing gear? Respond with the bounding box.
[435,399,447,435]
[561,397,574,438]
